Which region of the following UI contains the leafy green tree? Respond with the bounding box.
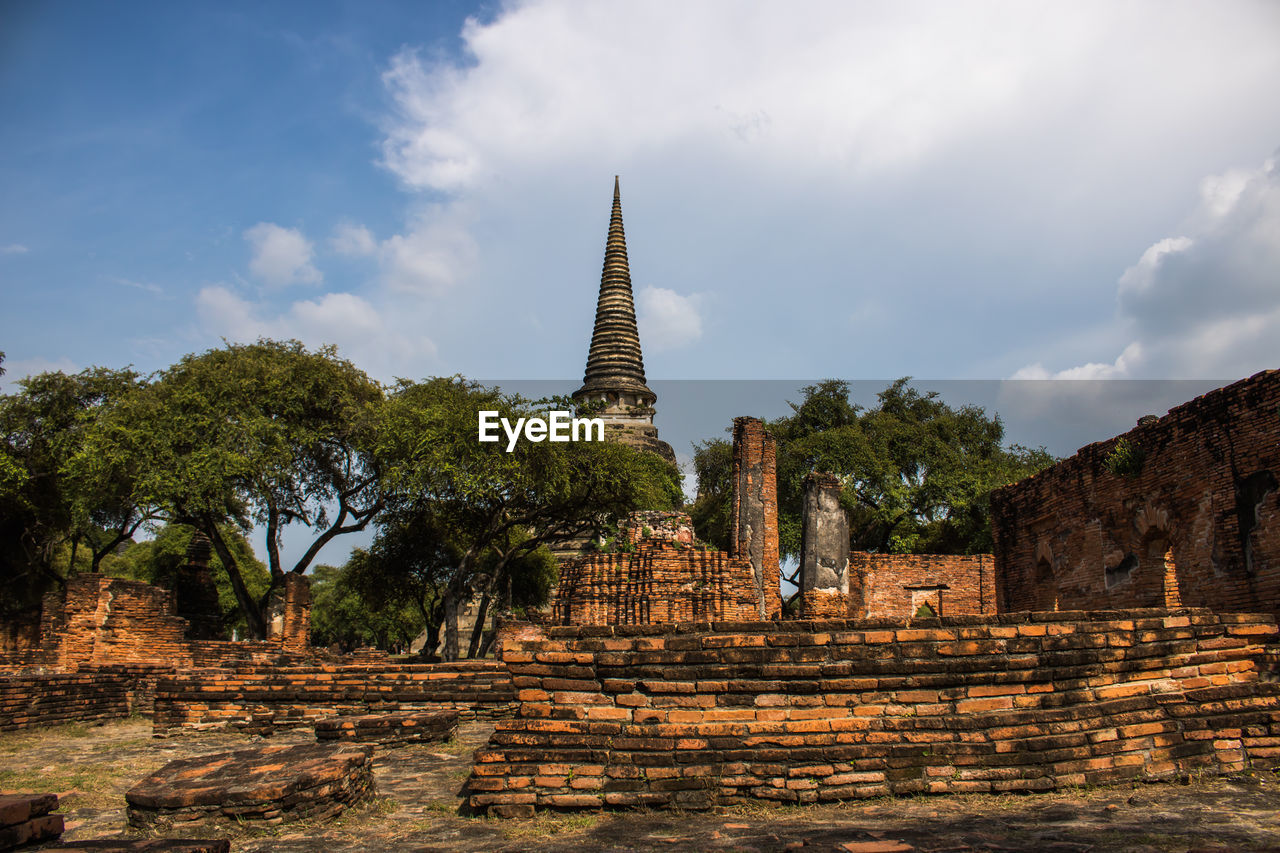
[691,379,1055,594]
[101,522,271,637]
[308,562,424,653]
[376,376,682,660]
[72,340,385,638]
[0,366,151,620]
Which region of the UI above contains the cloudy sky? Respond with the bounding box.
[4,0,1278,394]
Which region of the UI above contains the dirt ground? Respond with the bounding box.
[2,718,1279,853]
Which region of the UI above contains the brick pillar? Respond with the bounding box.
[799,472,849,617]
[731,417,781,619]
[267,574,311,653]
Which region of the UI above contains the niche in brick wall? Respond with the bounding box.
[1105,554,1138,589]
[1236,470,1277,576]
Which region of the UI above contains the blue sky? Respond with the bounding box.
[3,1,1279,564]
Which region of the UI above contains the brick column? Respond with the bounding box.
[731,417,781,619]
[268,574,311,653]
[799,472,850,617]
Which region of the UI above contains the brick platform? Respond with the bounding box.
[0,793,63,849]
[126,742,374,828]
[468,609,1280,816]
[152,661,515,735]
[315,710,459,747]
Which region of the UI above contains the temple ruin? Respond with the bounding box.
[991,369,1280,615]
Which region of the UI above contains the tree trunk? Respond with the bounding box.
[442,586,460,662]
[203,518,267,639]
[466,591,492,659]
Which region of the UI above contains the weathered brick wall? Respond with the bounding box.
[848,553,997,619]
[38,574,190,670]
[22,572,316,673]
[467,610,1280,816]
[0,664,173,732]
[554,540,759,626]
[991,370,1280,615]
[152,661,517,734]
[731,417,781,619]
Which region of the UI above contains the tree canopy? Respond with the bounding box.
[690,379,1054,594]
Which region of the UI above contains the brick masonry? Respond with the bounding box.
[467,610,1280,816]
[553,532,759,626]
[151,661,516,735]
[848,553,997,619]
[991,370,1280,615]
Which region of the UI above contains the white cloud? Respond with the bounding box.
[637,286,703,351]
[0,244,28,255]
[0,355,79,392]
[330,223,378,257]
[376,2,1280,196]
[244,222,322,286]
[1016,154,1280,379]
[195,285,436,380]
[109,276,165,295]
[379,212,477,295]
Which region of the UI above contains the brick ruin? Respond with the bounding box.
[551,417,784,626]
[848,553,997,620]
[467,609,1280,816]
[991,370,1280,615]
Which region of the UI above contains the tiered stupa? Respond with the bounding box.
[572,177,677,466]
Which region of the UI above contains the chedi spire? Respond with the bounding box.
[572,177,675,466]
[575,176,654,398]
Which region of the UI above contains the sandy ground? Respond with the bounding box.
[2,718,1279,852]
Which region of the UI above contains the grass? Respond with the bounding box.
[499,811,602,841]
[0,764,134,809]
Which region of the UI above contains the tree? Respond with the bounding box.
[376,377,682,660]
[691,379,1055,596]
[0,366,151,620]
[308,562,425,653]
[101,522,271,637]
[72,340,385,638]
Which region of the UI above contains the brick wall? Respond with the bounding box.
[471,607,1280,814]
[991,370,1280,615]
[18,572,315,672]
[0,664,172,732]
[731,417,781,620]
[467,610,1280,816]
[554,540,759,626]
[848,553,997,619]
[151,661,517,735]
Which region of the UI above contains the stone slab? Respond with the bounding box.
[315,710,458,747]
[0,793,57,827]
[126,742,373,828]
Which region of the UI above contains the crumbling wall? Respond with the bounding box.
[468,610,1280,816]
[554,538,758,626]
[152,661,517,734]
[731,417,781,619]
[848,553,997,619]
[991,370,1280,614]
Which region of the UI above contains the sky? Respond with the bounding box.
[2,0,1279,565]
